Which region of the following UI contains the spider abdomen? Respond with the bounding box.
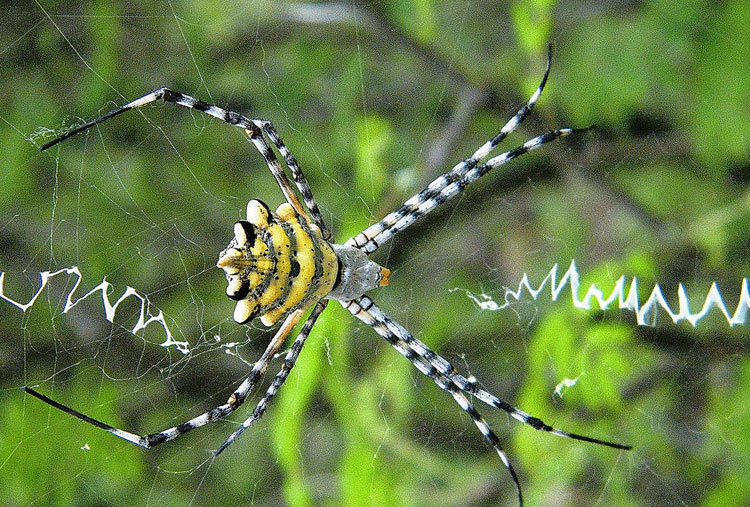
[218,199,338,327]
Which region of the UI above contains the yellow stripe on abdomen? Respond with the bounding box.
[258,220,292,326]
[260,203,318,325]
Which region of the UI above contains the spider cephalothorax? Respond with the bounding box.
[28,44,630,506]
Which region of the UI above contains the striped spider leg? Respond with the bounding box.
[347,42,556,254]
[39,87,326,233]
[215,300,328,455]
[24,307,306,448]
[343,296,631,506]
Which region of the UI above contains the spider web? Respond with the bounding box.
[1,1,749,506]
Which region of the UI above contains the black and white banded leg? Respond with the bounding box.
[347,126,584,254]
[260,121,329,239]
[40,87,330,238]
[343,295,630,504]
[25,308,305,448]
[355,296,631,448]
[346,44,573,254]
[342,296,524,504]
[216,300,328,455]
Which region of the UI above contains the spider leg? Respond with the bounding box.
[24,309,304,449]
[348,126,586,254]
[354,296,631,450]
[260,122,330,239]
[216,300,327,455]
[243,121,311,223]
[38,88,322,230]
[342,296,524,505]
[37,88,247,151]
[347,44,557,254]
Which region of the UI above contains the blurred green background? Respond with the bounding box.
[1,1,749,505]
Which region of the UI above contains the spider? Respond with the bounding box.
[26,44,631,505]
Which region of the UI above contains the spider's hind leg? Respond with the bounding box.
[216,300,328,455]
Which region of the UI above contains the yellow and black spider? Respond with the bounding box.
[25,45,630,505]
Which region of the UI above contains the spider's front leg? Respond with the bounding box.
[345,44,585,255]
[344,295,631,506]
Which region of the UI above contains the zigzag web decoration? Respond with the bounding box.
[0,266,190,354]
[454,259,750,327]
[4,260,748,351]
